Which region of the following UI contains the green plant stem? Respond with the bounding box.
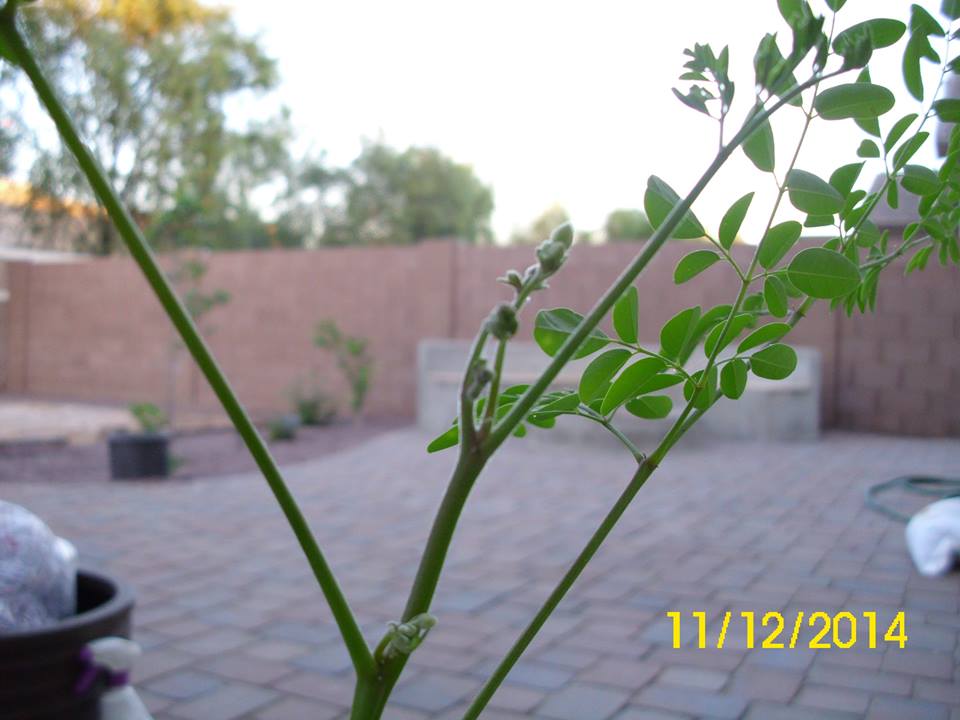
[576,406,645,462]
[458,328,490,450]
[0,15,376,681]
[705,232,746,281]
[464,57,843,716]
[481,338,508,434]
[487,69,842,455]
[369,450,486,714]
[461,455,656,719]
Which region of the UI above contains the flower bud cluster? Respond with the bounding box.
[466,358,493,400]
[497,222,574,299]
[535,222,574,276]
[485,302,518,340]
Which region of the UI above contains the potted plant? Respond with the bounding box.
[0,568,135,720]
[107,403,169,480]
[2,0,958,716]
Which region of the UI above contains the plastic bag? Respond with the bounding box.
[905,497,960,577]
[0,500,78,632]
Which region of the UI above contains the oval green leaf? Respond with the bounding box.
[833,19,906,51]
[427,424,459,453]
[737,322,792,353]
[857,139,880,158]
[625,395,673,420]
[719,192,754,250]
[814,83,895,120]
[601,357,666,415]
[787,247,860,299]
[659,306,701,361]
[934,98,960,123]
[758,221,802,270]
[720,359,748,399]
[786,170,845,215]
[683,367,718,410]
[612,286,639,344]
[829,162,864,197]
[579,349,632,403]
[634,373,684,395]
[644,176,706,239]
[704,313,753,356]
[674,249,721,284]
[893,132,929,171]
[749,343,798,380]
[743,113,776,172]
[764,275,789,318]
[534,308,610,358]
[884,113,918,153]
[901,164,940,197]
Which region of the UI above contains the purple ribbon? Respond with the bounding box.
[74,645,130,694]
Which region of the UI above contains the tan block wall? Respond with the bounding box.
[2,238,957,435]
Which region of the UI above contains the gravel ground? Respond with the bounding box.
[0,418,407,483]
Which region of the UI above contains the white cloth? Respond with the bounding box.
[905,498,960,576]
[87,637,153,720]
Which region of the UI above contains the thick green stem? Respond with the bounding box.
[462,455,656,719]
[368,449,486,714]
[0,15,376,680]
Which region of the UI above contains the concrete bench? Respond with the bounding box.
[417,339,820,446]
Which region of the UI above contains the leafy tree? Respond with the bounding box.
[604,208,653,241]
[309,143,494,246]
[5,0,290,253]
[509,204,570,245]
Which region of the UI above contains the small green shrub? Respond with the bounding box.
[314,320,372,418]
[128,402,167,433]
[291,382,337,426]
[267,414,300,441]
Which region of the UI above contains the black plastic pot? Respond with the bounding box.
[0,568,135,720]
[108,432,169,479]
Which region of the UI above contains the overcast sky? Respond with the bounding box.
[226,1,945,242]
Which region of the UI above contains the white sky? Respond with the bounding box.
[223,0,948,243]
[17,1,944,244]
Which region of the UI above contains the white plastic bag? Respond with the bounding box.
[0,500,78,631]
[905,497,960,577]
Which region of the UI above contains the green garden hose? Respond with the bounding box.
[866,476,960,523]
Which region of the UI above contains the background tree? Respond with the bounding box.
[0,121,15,175]
[604,208,653,242]
[303,142,494,246]
[4,0,291,253]
[509,204,570,245]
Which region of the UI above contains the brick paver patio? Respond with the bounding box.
[4,428,959,719]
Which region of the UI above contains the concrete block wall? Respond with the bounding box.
[1,237,957,436]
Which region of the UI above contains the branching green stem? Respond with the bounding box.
[705,232,746,281]
[485,69,843,457]
[458,328,490,451]
[461,455,658,719]
[0,14,376,680]
[463,66,845,718]
[481,338,508,435]
[576,405,645,462]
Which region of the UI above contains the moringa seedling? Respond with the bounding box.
[2,0,958,717]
